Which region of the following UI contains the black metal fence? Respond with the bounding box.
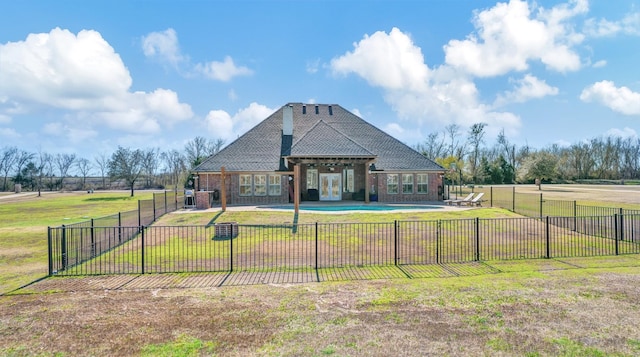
[481,186,640,218]
[49,191,184,274]
[49,214,640,276]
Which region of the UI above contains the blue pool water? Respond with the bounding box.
[261,204,442,212]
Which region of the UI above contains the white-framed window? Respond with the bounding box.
[254,175,267,196]
[343,168,354,192]
[307,168,318,190]
[417,174,429,194]
[268,175,281,196]
[402,174,414,194]
[239,175,252,196]
[387,174,398,194]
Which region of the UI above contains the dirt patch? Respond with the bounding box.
[2,263,640,356]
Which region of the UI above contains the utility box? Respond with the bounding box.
[14,184,21,193]
[215,222,238,239]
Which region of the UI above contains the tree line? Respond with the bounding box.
[0,137,225,196]
[415,124,640,186]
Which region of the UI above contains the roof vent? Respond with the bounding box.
[283,105,293,135]
[328,105,333,115]
[302,105,306,114]
[315,105,319,114]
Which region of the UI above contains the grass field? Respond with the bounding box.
[0,191,155,294]
[2,185,640,356]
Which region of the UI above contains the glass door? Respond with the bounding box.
[319,173,342,201]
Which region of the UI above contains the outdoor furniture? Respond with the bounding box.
[460,192,485,206]
[444,193,474,206]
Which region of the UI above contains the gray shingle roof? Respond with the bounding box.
[195,103,444,172]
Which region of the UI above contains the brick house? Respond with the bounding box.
[194,103,444,206]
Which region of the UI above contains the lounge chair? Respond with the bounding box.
[444,193,474,206]
[460,192,485,206]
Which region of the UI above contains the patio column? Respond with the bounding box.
[365,161,372,203]
[221,166,227,211]
[294,164,300,214]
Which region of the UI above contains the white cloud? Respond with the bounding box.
[584,12,640,37]
[306,59,321,74]
[0,28,194,138]
[141,28,185,66]
[43,121,98,143]
[605,127,638,139]
[494,74,559,106]
[142,28,253,82]
[0,114,10,124]
[592,60,607,68]
[331,27,429,91]
[330,27,522,138]
[444,0,586,77]
[228,89,238,101]
[351,108,363,118]
[195,56,253,82]
[205,102,275,141]
[580,80,640,115]
[0,127,20,138]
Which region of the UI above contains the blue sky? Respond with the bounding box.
[1,0,639,161]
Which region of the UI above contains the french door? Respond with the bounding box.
[319,173,342,201]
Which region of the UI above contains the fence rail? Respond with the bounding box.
[49,214,640,276]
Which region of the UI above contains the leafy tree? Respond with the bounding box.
[519,151,558,183]
[108,147,144,197]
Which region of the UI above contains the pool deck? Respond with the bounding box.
[176,201,475,214]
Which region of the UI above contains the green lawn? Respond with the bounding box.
[0,191,155,294]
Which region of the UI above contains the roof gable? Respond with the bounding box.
[195,103,443,172]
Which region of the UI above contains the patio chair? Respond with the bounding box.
[444,192,474,206]
[461,192,485,206]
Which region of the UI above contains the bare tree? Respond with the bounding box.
[467,123,487,183]
[34,150,51,196]
[445,124,464,159]
[141,148,160,188]
[94,152,110,190]
[55,153,76,190]
[14,149,34,184]
[108,146,144,197]
[0,146,18,191]
[416,132,446,161]
[161,149,187,192]
[497,129,517,183]
[185,136,226,168]
[75,158,93,190]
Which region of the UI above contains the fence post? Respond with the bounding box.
[394,220,398,266]
[490,186,493,208]
[164,191,168,214]
[230,223,234,272]
[118,212,122,243]
[475,217,480,261]
[539,193,543,219]
[153,195,156,222]
[138,200,142,228]
[90,218,95,258]
[614,214,619,256]
[141,226,145,274]
[315,222,318,271]
[619,208,625,241]
[512,186,516,212]
[573,200,577,232]
[61,224,67,271]
[47,227,53,276]
[436,220,440,264]
[545,216,550,259]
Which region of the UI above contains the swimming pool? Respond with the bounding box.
[260,204,443,212]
